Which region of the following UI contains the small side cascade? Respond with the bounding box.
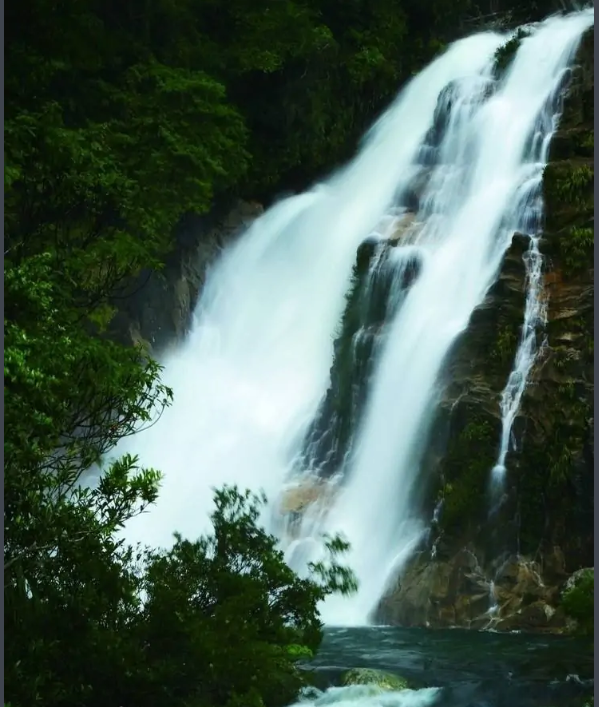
[487,580,499,617]
[490,60,579,495]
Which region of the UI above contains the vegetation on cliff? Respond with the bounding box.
[493,27,530,73]
[430,28,595,571]
[561,568,594,639]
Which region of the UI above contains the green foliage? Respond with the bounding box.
[5,0,485,208]
[578,129,594,154]
[543,381,591,487]
[5,485,357,707]
[494,28,530,73]
[554,165,594,207]
[543,160,594,240]
[4,251,172,578]
[561,569,594,638]
[5,44,249,276]
[516,367,593,555]
[559,226,594,276]
[137,487,356,707]
[544,163,594,212]
[438,418,497,532]
[490,325,519,369]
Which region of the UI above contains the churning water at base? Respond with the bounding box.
[290,685,441,707]
[294,626,593,707]
[119,10,594,625]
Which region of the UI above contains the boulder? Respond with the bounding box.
[275,477,339,540]
[278,479,334,515]
[376,550,572,633]
[342,668,410,692]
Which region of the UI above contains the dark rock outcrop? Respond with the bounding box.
[109,200,264,355]
[296,212,423,477]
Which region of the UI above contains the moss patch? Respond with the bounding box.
[342,668,410,691]
[437,415,497,534]
[558,225,594,277]
[490,325,519,371]
[516,377,593,558]
[543,160,594,231]
[494,28,531,75]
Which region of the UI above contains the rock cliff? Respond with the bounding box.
[375,27,594,633]
[290,28,594,633]
[109,200,264,355]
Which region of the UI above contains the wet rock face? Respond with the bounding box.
[512,28,594,571]
[297,212,423,478]
[274,477,339,540]
[415,230,529,553]
[425,76,496,151]
[376,548,572,633]
[109,200,264,355]
[375,28,594,633]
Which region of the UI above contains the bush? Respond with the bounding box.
[5,485,357,707]
[561,568,594,638]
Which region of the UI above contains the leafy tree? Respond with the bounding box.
[5,485,356,707]
[135,487,356,707]
[4,252,171,573]
[6,0,497,210]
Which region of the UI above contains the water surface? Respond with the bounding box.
[297,627,593,706]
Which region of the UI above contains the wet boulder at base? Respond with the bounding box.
[342,668,410,691]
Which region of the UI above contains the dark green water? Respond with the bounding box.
[298,626,593,706]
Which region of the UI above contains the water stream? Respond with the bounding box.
[290,626,593,707]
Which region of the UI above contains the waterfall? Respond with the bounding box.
[118,30,505,547]
[309,10,593,626]
[118,10,593,625]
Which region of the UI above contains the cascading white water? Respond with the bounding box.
[118,9,593,627]
[119,32,504,548]
[289,10,594,626]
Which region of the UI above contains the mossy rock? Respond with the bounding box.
[341,668,410,691]
[493,28,531,75]
[435,411,499,534]
[549,128,594,161]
